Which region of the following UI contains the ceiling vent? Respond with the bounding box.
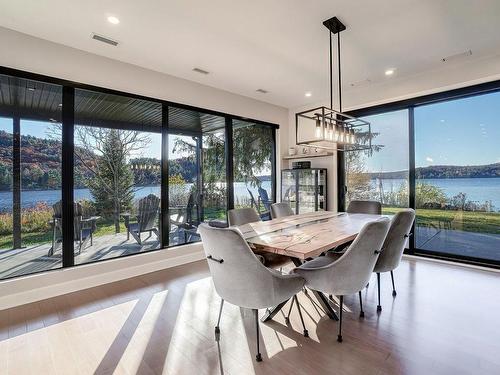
[91,33,119,46]
[192,67,210,75]
[441,50,472,63]
[256,89,269,94]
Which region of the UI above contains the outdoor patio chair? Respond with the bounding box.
[49,201,99,256]
[246,187,270,220]
[169,192,200,242]
[122,194,160,245]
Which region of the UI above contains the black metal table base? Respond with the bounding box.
[261,256,339,322]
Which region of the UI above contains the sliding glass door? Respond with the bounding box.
[344,87,500,265]
[414,92,500,262]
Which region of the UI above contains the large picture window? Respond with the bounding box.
[0,67,277,280]
[73,89,162,265]
[0,74,63,279]
[233,120,275,219]
[345,110,409,214]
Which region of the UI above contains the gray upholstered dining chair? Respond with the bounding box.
[373,209,415,312]
[228,207,260,226]
[347,200,382,215]
[199,223,306,362]
[292,218,391,342]
[228,207,290,269]
[270,202,295,219]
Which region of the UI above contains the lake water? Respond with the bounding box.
[371,177,500,211]
[0,181,272,213]
[1,178,499,212]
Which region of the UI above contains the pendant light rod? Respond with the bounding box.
[295,16,372,153]
[323,16,345,112]
[329,31,333,110]
[338,32,342,112]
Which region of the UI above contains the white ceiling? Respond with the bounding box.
[1,0,500,109]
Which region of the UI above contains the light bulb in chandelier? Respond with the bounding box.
[338,125,344,143]
[315,116,322,138]
[328,121,334,141]
[349,128,356,144]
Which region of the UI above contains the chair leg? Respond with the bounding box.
[358,291,365,318]
[215,298,224,341]
[390,270,397,296]
[294,295,309,337]
[254,309,262,362]
[377,273,382,312]
[285,296,295,324]
[337,296,343,342]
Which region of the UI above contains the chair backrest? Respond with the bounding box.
[312,218,390,296]
[258,187,272,211]
[246,188,258,210]
[374,209,415,273]
[228,207,261,226]
[270,202,294,219]
[347,200,382,215]
[185,191,201,224]
[199,223,293,308]
[52,200,85,240]
[137,194,160,231]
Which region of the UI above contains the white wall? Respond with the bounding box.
[285,52,500,212]
[0,27,288,308]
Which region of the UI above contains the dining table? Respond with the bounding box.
[236,210,388,322]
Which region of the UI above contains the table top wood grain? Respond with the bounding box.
[237,211,388,260]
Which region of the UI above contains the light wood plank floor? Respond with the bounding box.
[1,258,499,375]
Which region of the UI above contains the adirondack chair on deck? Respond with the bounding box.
[170,192,200,243]
[122,194,160,245]
[49,201,99,256]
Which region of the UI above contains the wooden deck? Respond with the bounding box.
[0,229,199,280]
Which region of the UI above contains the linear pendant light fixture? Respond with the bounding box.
[295,16,372,152]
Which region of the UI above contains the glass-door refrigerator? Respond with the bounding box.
[281,168,327,214]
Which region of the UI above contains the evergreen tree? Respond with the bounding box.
[87,129,135,232]
[75,126,150,233]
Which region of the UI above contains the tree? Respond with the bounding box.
[74,127,150,233]
[415,182,447,208]
[345,131,382,203]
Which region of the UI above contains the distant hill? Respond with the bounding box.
[368,162,500,179]
[0,130,177,191]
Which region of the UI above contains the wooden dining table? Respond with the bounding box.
[236,211,388,322]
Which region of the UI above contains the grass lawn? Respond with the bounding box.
[383,207,500,235]
[2,207,499,250]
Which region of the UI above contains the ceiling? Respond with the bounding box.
[1,0,500,109]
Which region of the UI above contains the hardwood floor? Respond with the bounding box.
[0,257,499,375]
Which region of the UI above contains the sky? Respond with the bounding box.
[0,117,188,160]
[363,90,500,172]
[2,89,500,170]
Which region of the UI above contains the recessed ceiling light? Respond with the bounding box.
[58,103,62,107]
[305,92,312,97]
[27,87,35,92]
[385,69,395,76]
[107,16,120,25]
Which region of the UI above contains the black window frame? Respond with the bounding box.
[0,66,279,279]
[340,79,500,269]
